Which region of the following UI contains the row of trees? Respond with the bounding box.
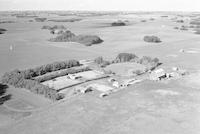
[114,53,160,69]
[1,60,81,101]
[23,60,80,79]
[94,53,160,71]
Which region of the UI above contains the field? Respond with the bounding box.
[42,76,80,91]
[1,11,200,134]
[41,70,104,91]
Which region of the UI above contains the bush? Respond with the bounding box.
[143,35,161,43]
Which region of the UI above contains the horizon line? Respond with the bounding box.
[0,10,200,13]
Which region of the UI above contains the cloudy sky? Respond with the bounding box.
[0,0,199,11]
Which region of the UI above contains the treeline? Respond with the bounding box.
[1,60,81,101]
[114,53,160,69]
[95,53,160,71]
[0,83,11,105]
[23,60,80,79]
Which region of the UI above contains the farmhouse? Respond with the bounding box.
[150,68,166,80]
[112,81,120,88]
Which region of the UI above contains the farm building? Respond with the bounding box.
[112,81,120,88]
[79,59,94,65]
[123,78,142,86]
[88,83,113,93]
[150,68,166,80]
[68,74,82,80]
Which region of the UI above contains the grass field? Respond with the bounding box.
[105,62,146,76]
[1,11,200,134]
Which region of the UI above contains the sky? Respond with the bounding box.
[0,0,199,11]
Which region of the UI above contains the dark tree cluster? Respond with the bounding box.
[42,25,67,34]
[49,30,103,46]
[48,18,82,22]
[113,53,160,70]
[42,25,66,30]
[111,20,126,26]
[35,17,47,22]
[176,20,184,23]
[0,28,7,34]
[114,53,138,62]
[143,35,161,43]
[0,83,11,105]
[1,60,80,101]
[0,21,15,24]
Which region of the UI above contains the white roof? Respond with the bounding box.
[154,68,165,73]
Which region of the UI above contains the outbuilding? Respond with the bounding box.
[150,68,166,80]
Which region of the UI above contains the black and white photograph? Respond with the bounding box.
[0,0,200,134]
